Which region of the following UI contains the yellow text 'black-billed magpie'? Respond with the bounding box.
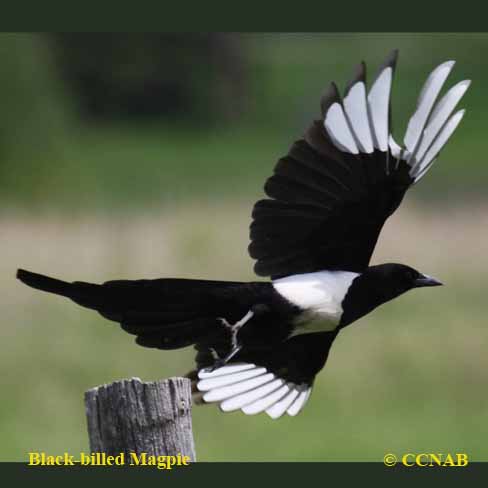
[17,50,470,419]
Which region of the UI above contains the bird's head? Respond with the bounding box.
[340,263,442,327]
[364,263,443,302]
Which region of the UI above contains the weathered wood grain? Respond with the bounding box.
[85,377,196,461]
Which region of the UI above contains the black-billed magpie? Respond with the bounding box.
[17,51,469,419]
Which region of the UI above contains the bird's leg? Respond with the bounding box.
[220,309,255,349]
[210,309,255,370]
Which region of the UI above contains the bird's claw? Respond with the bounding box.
[208,357,227,372]
[208,309,255,370]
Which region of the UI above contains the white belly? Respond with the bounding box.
[272,270,359,335]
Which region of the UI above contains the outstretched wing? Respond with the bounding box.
[249,51,470,278]
[194,331,338,419]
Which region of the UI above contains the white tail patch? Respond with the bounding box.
[322,54,469,184]
[287,388,312,416]
[265,388,301,419]
[220,378,284,412]
[197,366,266,391]
[196,362,312,419]
[241,383,291,415]
[198,362,256,379]
[203,373,274,403]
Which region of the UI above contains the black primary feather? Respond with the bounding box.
[248,50,413,279]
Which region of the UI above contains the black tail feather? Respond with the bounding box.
[16,268,265,350]
[17,269,73,298]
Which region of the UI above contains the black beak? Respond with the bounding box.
[414,274,443,287]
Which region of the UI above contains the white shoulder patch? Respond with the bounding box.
[272,271,358,329]
[196,363,312,419]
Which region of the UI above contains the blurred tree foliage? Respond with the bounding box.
[0,33,485,210]
[0,33,73,166]
[48,33,248,123]
[0,33,250,208]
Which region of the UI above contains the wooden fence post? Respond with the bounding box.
[84,377,196,461]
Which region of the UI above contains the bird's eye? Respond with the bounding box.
[405,270,416,281]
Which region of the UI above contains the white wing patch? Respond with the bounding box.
[413,109,465,182]
[322,53,469,184]
[324,103,359,154]
[343,82,374,153]
[413,80,470,164]
[404,61,455,156]
[368,67,392,151]
[196,363,312,419]
[388,134,404,160]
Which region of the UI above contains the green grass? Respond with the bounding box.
[2,206,487,461]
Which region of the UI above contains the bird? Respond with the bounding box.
[17,50,470,419]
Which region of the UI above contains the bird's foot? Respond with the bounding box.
[218,309,254,352]
[208,309,255,371]
[208,346,243,372]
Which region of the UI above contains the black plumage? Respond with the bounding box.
[16,268,298,354]
[16,50,468,418]
[250,52,410,278]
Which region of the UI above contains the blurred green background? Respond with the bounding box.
[1,33,487,461]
